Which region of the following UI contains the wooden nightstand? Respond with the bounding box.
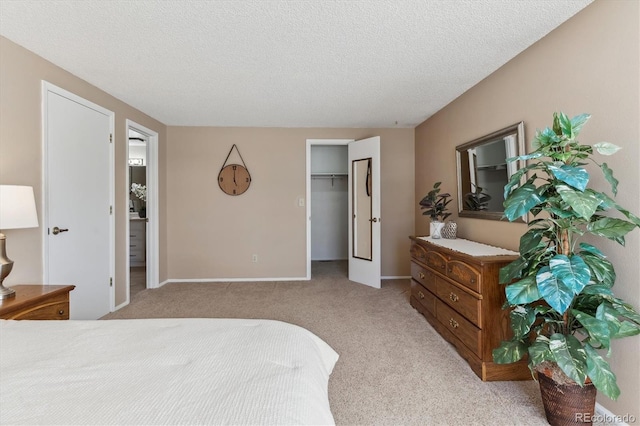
[0,285,75,320]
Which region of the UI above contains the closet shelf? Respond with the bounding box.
[311,173,347,187]
[311,173,347,178]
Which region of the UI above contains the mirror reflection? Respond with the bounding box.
[456,122,525,221]
[352,158,372,260]
[129,134,147,218]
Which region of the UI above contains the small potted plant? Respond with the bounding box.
[419,182,452,238]
[493,112,640,425]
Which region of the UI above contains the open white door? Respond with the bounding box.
[43,83,114,320]
[348,136,380,288]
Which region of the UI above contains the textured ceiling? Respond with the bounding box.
[0,0,593,128]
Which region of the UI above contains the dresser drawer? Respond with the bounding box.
[446,260,481,293]
[2,292,70,320]
[410,280,436,317]
[436,277,481,326]
[411,262,437,294]
[436,299,481,357]
[410,243,427,263]
[10,301,69,320]
[425,251,447,274]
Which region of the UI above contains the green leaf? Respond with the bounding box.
[584,345,620,400]
[580,284,613,296]
[493,340,527,364]
[613,303,640,324]
[594,142,621,156]
[597,193,640,226]
[614,321,640,338]
[570,113,591,134]
[581,253,615,287]
[506,276,541,305]
[549,334,588,385]
[600,163,618,196]
[549,207,574,218]
[504,183,543,221]
[537,266,575,315]
[528,337,553,367]
[519,229,544,255]
[578,243,605,258]
[548,164,589,191]
[596,304,622,339]
[587,217,636,242]
[556,185,601,220]
[573,309,611,349]
[549,255,591,295]
[557,112,574,138]
[510,306,537,339]
[506,152,543,162]
[499,257,527,284]
[533,127,559,149]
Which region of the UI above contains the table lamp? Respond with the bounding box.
[0,185,39,299]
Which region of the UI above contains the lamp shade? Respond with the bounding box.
[0,185,39,230]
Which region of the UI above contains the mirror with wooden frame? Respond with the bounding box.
[456,122,525,221]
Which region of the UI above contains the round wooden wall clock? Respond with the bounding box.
[218,145,252,196]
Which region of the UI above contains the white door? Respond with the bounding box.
[348,136,381,288]
[43,83,114,320]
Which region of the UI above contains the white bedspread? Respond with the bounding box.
[0,318,339,425]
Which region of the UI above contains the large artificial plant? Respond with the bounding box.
[493,112,640,400]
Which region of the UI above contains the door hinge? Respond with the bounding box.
[110,205,113,214]
[110,277,113,287]
[109,133,113,143]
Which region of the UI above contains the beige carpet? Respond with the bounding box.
[103,261,578,425]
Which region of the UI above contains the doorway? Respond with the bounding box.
[125,120,159,304]
[309,144,349,279]
[305,137,381,288]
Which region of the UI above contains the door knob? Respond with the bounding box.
[52,227,69,235]
[369,218,378,222]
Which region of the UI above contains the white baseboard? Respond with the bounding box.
[594,402,634,426]
[158,276,410,285]
[163,277,309,284]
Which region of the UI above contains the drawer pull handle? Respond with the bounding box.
[449,292,459,302]
[470,278,476,283]
[418,272,425,279]
[448,268,452,273]
[58,310,64,315]
[449,318,459,329]
[418,291,425,300]
[440,265,445,269]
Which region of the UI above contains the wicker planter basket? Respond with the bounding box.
[537,371,596,426]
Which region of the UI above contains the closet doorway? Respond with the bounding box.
[125,120,159,304]
[306,138,381,287]
[308,142,349,279]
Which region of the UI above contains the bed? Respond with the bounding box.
[0,318,339,425]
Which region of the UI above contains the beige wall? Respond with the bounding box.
[415,0,639,417]
[166,127,414,279]
[0,36,167,307]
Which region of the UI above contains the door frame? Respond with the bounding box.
[305,139,353,279]
[125,120,159,302]
[41,81,116,310]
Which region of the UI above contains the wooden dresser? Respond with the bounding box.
[409,236,530,381]
[0,285,75,320]
[130,218,146,267]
